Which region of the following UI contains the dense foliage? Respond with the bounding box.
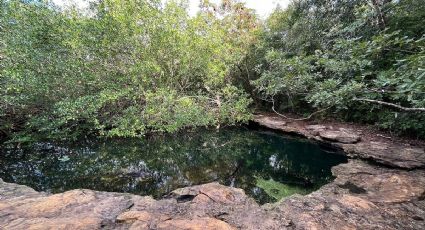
[1,0,424,141]
[0,0,256,141]
[253,0,425,138]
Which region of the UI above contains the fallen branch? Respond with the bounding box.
[354,98,425,112]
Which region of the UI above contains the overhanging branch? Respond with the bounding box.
[271,97,331,121]
[354,98,425,112]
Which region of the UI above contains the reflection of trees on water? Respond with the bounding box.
[0,128,346,203]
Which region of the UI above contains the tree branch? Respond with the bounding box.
[271,98,331,121]
[354,98,425,112]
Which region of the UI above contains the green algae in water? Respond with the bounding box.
[256,177,311,201]
[0,127,347,204]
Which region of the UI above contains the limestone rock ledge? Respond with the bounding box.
[253,114,425,169]
[1,159,425,229]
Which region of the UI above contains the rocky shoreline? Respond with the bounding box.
[253,114,425,170]
[1,114,424,229]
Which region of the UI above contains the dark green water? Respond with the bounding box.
[0,128,347,204]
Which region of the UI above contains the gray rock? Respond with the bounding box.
[343,142,425,169]
[253,114,425,169]
[305,125,327,131]
[319,130,361,144]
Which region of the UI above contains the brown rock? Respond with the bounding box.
[343,142,425,169]
[25,190,97,216]
[117,210,170,223]
[254,114,425,169]
[306,125,327,130]
[1,160,425,230]
[157,217,235,230]
[333,160,425,204]
[253,116,287,129]
[269,160,425,230]
[192,194,211,204]
[3,217,102,230]
[0,179,42,200]
[117,211,153,222]
[128,221,149,230]
[338,195,378,211]
[319,130,361,144]
[0,183,133,230]
[171,182,247,205]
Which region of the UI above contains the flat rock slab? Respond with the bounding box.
[0,181,282,230]
[253,116,287,129]
[0,179,134,229]
[343,142,425,169]
[319,130,361,144]
[253,114,425,169]
[266,160,425,230]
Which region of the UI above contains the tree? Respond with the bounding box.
[252,0,425,138]
[0,0,257,142]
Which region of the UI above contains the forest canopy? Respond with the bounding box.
[1,0,424,141]
[0,0,257,141]
[251,0,425,138]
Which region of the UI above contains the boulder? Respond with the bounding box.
[171,182,247,205]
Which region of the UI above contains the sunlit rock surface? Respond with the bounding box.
[1,159,425,229]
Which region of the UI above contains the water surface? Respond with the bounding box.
[0,128,347,204]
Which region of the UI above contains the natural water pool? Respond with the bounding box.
[0,127,347,204]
